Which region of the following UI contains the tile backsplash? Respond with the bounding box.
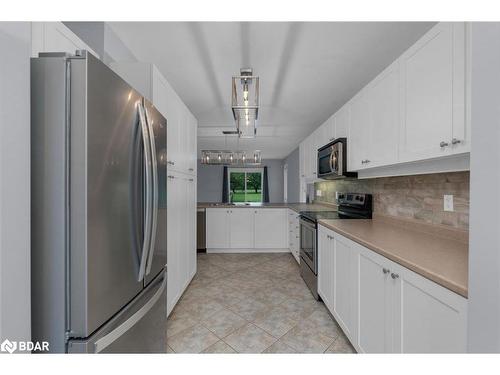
[314,171,469,230]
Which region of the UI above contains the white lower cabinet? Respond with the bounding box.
[288,210,300,264]
[254,209,287,249]
[167,172,197,316]
[318,224,467,353]
[206,208,287,251]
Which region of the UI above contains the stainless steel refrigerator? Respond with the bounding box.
[31,51,167,353]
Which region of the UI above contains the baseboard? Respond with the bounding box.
[167,271,196,318]
[207,248,291,254]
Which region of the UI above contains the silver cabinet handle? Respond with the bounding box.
[451,138,461,145]
[188,168,194,171]
[361,159,371,164]
[391,273,399,279]
[383,268,390,274]
[167,175,175,179]
[439,141,449,148]
[188,178,194,182]
[167,161,175,165]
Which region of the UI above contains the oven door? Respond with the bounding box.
[300,217,317,274]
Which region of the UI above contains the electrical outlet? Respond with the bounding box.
[444,195,454,212]
[316,190,322,197]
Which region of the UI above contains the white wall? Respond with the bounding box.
[284,147,300,203]
[467,22,500,352]
[0,22,31,343]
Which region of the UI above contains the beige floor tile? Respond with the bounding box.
[202,307,247,338]
[325,334,356,353]
[166,345,175,353]
[253,307,298,338]
[278,298,318,321]
[263,340,298,353]
[224,323,277,353]
[167,324,219,353]
[201,340,237,353]
[304,308,341,339]
[178,296,225,321]
[167,315,199,337]
[280,323,335,353]
[227,297,270,322]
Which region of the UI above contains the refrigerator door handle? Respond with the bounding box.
[137,102,153,282]
[94,276,166,353]
[144,105,159,275]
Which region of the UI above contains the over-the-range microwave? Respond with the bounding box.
[317,138,357,179]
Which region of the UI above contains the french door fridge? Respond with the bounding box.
[31,51,167,353]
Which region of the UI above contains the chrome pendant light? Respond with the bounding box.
[232,68,259,138]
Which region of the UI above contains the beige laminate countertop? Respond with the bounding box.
[318,217,469,298]
[197,202,335,213]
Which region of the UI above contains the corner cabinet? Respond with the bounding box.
[317,224,467,353]
[206,208,288,252]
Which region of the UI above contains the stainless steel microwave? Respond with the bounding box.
[317,138,357,179]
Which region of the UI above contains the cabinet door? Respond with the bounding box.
[392,264,467,353]
[348,91,370,171]
[167,173,182,315]
[187,112,197,175]
[356,246,392,353]
[332,233,358,342]
[229,209,255,248]
[399,22,465,162]
[187,176,197,279]
[318,226,334,313]
[299,142,306,179]
[367,61,400,168]
[334,105,349,139]
[254,209,287,249]
[206,209,230,248]
[324,116,336,144]
[31,22,99,58]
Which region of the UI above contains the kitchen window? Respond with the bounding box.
[228,168,263,203]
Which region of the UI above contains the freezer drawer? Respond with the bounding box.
[67,271,167,353]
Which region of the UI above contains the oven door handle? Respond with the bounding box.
[300,218,317,231]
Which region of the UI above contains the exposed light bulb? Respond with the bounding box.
[218,154,222,162]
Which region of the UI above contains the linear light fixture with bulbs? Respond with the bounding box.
[200,150,262,166]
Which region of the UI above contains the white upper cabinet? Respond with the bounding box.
[334,105,349,139]
[366,60,400,168]
[399,22,467,162]
[298,22,469,178]
[110,62,197,176]
[348,90,370,171]
[31,22,99,58]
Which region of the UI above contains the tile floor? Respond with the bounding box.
[166,253,356,354]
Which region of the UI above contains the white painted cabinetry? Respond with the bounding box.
[31,22,99,57]
[288,210,300,264]
[254,209,287,249]
[206,208,288,252]
[399,22,468,162]
[298,22,469,185]
[317,224,467,353]
[167,172,197,316]
[109,62,198,177]
[110,62,198,316]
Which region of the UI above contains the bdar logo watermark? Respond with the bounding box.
[1,339,49,353]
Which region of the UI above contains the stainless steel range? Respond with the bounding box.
[299,193,373,300]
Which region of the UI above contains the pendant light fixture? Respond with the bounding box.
[232,68,259,138]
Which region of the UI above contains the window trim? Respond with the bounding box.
[227,167,264,203]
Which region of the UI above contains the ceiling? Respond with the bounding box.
[108,22,435,159]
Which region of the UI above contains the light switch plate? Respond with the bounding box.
[444,195,454,212]
[316,190,322,197]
